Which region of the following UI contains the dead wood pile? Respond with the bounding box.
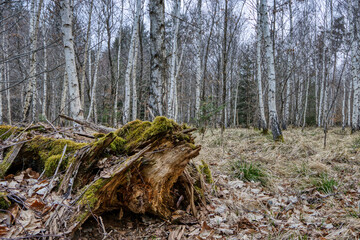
[0,116,209,239]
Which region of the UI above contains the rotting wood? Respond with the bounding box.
[0,117,209,238]
[59,114,116,133]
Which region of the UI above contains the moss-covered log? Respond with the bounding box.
[0,117,201,236]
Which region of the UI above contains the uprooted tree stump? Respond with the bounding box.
[0,117,205,237]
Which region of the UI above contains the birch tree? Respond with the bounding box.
[23,0,43,121]
[349,0,359,132]
[114,0,124,126]
[167,0,181,119]
[87,24,102,122]
[194,0,202,121]
[41,17,48,118]
[256,0,267,133]
[80,0,94,110]
[260,0,283,140]
[131,0,141,121]
[60,0,83,120]
[123,0,141,124]
[148,0,165,118]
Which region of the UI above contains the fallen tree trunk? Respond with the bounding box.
[0,117,203,238]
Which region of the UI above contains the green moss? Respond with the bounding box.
[0,147,16,176]
[0,125,17,140]
[44,154,64,176]
[174,133,190,142]
[79,178,108,209]
[0,192,10,209]
[113,117,181,154]
[76,211,90,222]
[142,117,175,140]
[198,159,213,184]
[187,143,198,150]
[110,136,126,153]
[26,136,87,176]
[93,133,105,139]
[275,134,284,142]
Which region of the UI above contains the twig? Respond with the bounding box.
[0,126,16,140]
[74,132,95,139]
[43,145,67,199]
[45,117,57,131]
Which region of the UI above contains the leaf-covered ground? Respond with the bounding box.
[75,127,360,239]
[42,128,360,238]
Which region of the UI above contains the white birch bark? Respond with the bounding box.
[349,0,359,131]
[23,0,43,121]
[342,78,346,130]
[60,72,68,126]
[149,0,165,117]
[87,29,102,121]
[256,0,267,132]
[302,64,310,128]
[80,0,93,110]
[283,0,293,129]
[123,5,139,124]
[348,80,352,127]
[41,20,48,117]
[260,0,282,140]
[60,0,83,120]
[131,0,142,121]
[167,0,180,119]
[0,69,3,124]
[114,0,124,126]
[318,17,327,127]
[194,0,202,121]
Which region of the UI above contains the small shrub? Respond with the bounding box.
[313,173,338,194]
[230,160,267,185]
[351,137,360,150]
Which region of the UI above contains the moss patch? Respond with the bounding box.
[0,125,17,140]
[113,117,184,154]
[198,159,214,184]
[0,192,10,209]
[26,136,87,176]
[79,178,108,209]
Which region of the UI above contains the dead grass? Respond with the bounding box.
[192,127,360,238]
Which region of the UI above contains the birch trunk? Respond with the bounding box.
[302,64,310,129]
[283,0,293,130]
[87,30,102,122]
[352,0,360,131]
[60,72,68,126]
[131,0,142,121]
[167,0,180,119]
[60,0,83,120]
[260,0,282,141]
[342,78,346,130]
[256,0,267,132]
[80,0,93,110]
[221,0,228,136]
[0,69,3,124]
[123,7,139,124]
[41,20,47,117]
[348,80,352,127]
[114,0,124,127]
[149,0,165,118]
[2,24,10,124]
[194,0,202,121]
[23,0,43,122]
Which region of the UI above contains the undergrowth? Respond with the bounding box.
[230,160,267,186]
[312,173,338,194]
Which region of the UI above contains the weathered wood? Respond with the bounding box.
[59,114,116,133]
[0,117,202,238]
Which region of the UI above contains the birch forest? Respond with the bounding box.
[1,0,360,239]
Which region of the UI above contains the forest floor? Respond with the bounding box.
[80,127,360,239]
